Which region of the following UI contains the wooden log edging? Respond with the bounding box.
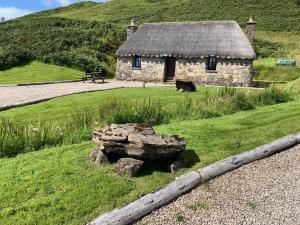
[87,133,300,225]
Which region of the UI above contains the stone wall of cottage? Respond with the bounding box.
[116,57,165,82]
[175,58,253,86]
[116,57,253,86]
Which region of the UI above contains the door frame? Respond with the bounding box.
[164,57,176,81]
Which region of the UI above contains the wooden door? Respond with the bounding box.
[165,57,176,81]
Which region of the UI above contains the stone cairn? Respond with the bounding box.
[90,124,186,177]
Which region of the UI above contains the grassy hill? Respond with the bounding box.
[0,0,299,78]
[31,0,300,32]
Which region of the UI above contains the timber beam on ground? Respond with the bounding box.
[87,132,300,225]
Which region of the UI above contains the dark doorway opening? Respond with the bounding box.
[164,57,176,81]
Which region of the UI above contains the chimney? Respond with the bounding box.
[246,16,256,45]
[127,19,137,40]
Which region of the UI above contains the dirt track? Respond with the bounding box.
[0,80,170,109]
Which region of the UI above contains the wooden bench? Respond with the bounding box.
[276,59,296,66]
[82,71,106,83]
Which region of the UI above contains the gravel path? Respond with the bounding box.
[0,80,170,109]
[137,145,300,225]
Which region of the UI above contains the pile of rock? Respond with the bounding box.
[90,124,186,177]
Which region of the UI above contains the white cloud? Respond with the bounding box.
[59,0,72,6]
[0,7,32,20]
[43,0,104,7]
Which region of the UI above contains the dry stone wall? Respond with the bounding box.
[175,58,253,86]
[116,57,253,86]
[116,57,165,82]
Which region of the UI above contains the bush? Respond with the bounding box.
[254,39,288,58]
[0,45,31,70]
[0,17,124,73]
[43,51,104,73]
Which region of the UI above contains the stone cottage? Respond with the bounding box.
[116,18,256,86]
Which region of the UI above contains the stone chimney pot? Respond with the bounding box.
[127,19,138,40]
[246,16,256,45]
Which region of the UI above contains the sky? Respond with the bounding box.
[0,0,108,20]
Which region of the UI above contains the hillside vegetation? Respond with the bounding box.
[32,0,300,32]
[0,0,299,76]
[0,17,123,74]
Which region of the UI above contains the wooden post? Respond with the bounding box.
[87,133,300,225]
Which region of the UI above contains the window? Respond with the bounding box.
[206,56,217,71]
[132,55,142,68]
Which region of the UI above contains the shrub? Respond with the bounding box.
[43,51,104,73]
[0,45,31,70]
[0,17,124,73]
[254,39,288,58]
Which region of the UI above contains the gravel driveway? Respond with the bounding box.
[137,145,300,225]
[0,80,170,109]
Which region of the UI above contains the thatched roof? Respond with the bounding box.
[116,21,256,59]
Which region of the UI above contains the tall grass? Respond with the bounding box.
[252,86,291,105]
[0,86,292,158]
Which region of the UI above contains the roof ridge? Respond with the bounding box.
[143,20,237,25]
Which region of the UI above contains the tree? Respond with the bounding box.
[0,17,5,22]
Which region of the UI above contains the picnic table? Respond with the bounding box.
[83,71,106,83]
[276,59,296,66]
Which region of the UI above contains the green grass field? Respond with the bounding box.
[0,87,221,122]
[253,58,300,82]
[0,61,84,85]
[253,31,300,82]
[0,1,299,223]
[1,97,300,225]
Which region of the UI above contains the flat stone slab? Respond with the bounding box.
[115,158,144,177]
[92,124,186,161]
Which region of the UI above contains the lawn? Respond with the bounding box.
[253,31,300,83]
[0,85,292,158]
[0,61,84,85]
[0,86,225,122]
[1,98,300,225]
[253,58,300,82]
